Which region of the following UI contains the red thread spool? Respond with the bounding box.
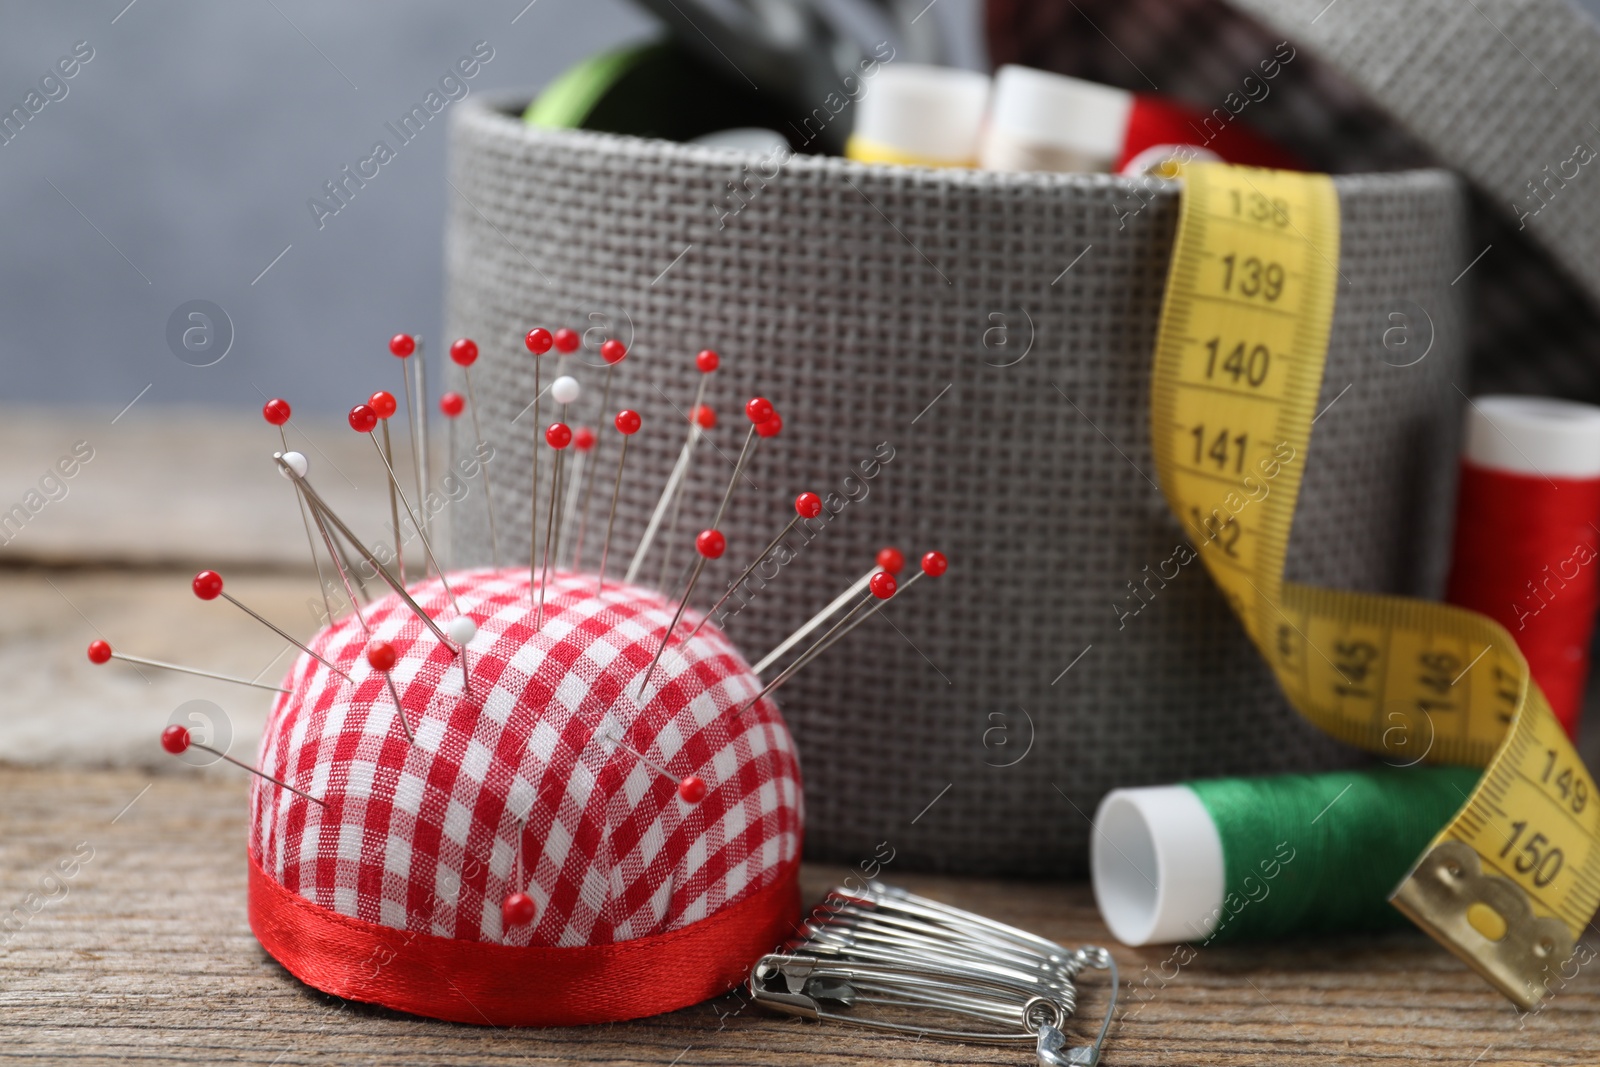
[1445,396,1600,739]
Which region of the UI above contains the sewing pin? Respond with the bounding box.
[569,338,628,570]
[161,724,325,806]
[547,375,581,568]
[789,551,948,675]
[602,732,708,803]
[88,639,291,693]
[752,550,896,674]
[597,409,641,593]
[276,452,371,633]
[351,402,463,614]
[274,454,456,650]
[503,809,537,928]
[192,569,352,683]
[657,407,720,591]
[365,639,415,742]
[448,338,502,569]
[361,395,406,584]
[536,422,572,629]
[389,333,430,548]
[711,397,779,532]
[736,566,913,717]
[560,426,594,560]
[263,399,337,627]
[526,327,553,601]
[685,491,822,643]
[636,526,726,697]
[623,351,717,583]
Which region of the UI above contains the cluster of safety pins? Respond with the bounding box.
[83,326,946,928]
[750,881,1118,1066]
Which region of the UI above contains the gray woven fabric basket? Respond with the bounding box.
[442,94,1467,877]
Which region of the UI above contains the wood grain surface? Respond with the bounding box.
[1,766,1596,1067]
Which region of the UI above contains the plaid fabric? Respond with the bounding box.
[247,568,803,949]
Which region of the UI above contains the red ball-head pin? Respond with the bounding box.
[573,426,596,452]
[795,492,822,519]
[449,337,478,366]
[693,404,716,429]
[870,571,898,599]
[366,641,397,672]
[677,775,708,803]
[695,529,726,559]
[348,405,378,434]
[876,547,905,575]
[545,422,572,449]
[87,640,112,664]
[921,551,948,577]
[615,410,642,436]
[263,398,292,426]
[503,892,537,926]
[439,392,465,418]
[553,327,580,354]
[389,334,415,358]
[745,397,774,424]
[368,390,397,419]
[161,724,191,754]
[525,328,553,355]
[755,412,783,438]
[600,339,627,365]
[192,570,224,600]
[695,349,720,373]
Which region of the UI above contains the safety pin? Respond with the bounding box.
[750,883,1118,1065]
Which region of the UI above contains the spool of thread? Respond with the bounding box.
[1091,766,1480,945]
[978,64,1302,176]
[1444,395,1600,739]
[846,64,991,168]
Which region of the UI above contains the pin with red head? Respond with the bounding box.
[535,422,574,628]
[685,491,825,643]
[604,732,710,805]
[448,337,501,567]
[192,569,351,682]
[525,328,554,600]
[160,724,325,806]
[366,639,415,742]
[596,410,641,593]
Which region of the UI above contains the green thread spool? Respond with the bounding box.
[1091,766,1482,945]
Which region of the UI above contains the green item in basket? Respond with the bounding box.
[523,39,808,150]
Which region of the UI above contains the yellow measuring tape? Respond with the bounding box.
[1151,162,1600,1008]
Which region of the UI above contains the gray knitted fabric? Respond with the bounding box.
[442,94,1467,877]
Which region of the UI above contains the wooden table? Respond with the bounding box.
[3,765,1597,1066]
[4,409,1599,1065]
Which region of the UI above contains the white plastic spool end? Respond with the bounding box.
[1462,394,1600,479]
[1091,785,1225,946]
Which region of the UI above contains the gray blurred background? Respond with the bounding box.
[0,0,981,415]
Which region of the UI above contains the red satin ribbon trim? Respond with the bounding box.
[249,854,801,1026]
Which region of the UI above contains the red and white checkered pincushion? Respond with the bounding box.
[246,566,802,1019]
